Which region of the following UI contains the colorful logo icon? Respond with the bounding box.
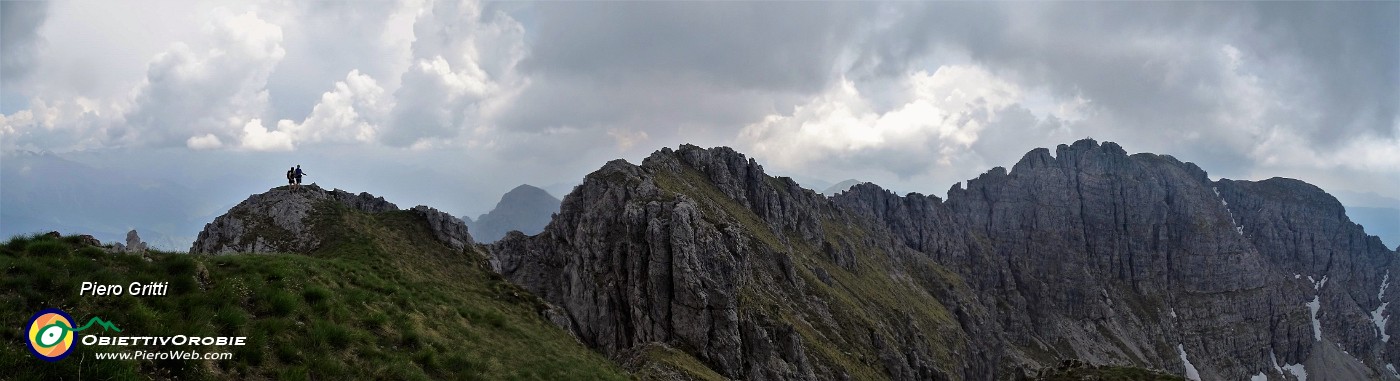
[27,308,76,362]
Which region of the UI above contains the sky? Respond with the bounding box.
[2,1,1398,249]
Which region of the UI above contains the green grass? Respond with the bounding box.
[630,343,727,381]
[0,208,627,380]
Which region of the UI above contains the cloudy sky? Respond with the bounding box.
[2,1,1397,247]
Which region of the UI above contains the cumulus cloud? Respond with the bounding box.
[741,65,1040,178]
[238,119,294,152]
[274,70,387,144]
[0,0,1395,204]
[382,0,526,147]
[186,134,224,150]
[119,10,286,148]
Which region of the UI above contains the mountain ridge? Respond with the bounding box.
[491,139,1397,380]
[163,139,1399,380]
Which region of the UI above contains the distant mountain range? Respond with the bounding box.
[0,151,206,249]
[464,184,561,243]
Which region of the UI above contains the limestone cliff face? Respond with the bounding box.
[836,139,1396,380]
[491,140,1398,380]
[191,184,471,254]
[491,145,1001,380]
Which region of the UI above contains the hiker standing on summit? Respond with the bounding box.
[286,167,297,190]
[295,165,307,190]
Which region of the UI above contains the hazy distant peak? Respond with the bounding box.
[467,184,562,243]
[496,184,558,207]
[821,179,862,196]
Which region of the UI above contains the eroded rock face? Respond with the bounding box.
[411,205,474,251]
[491,140,1398,380]
[125,230,148,253]
[837,139,1396,379]
[189,184,400,254]
[491,146,998,380]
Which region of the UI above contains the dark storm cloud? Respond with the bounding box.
[1,1,49,85]
[1246,2,1399,141]
[841,2,1396,178]
[495,1,875,136]
[523,2,866,92]
[874,2,1394,137]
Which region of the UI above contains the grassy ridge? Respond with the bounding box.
[1,206,627,380]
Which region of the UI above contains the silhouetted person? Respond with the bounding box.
[286,167,296,190]
[295,165,307,189]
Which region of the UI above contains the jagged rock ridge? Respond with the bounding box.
[190,184,471,254]
[490,140,1400,380]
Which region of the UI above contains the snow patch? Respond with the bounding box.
[1271,351,1283,374]
[1212,187,1244,235]
[1294,273,1301,279]
[1307,295,1322,340]
[1381,271,1390,300]
[1177,344,1201,381]
[1170,308,1177,318]
[1250,373,1268,381]
[1375,301,1391,342]
[1387,363,1398,379]
[1307,275,1328,290]
[1282,363,1308,381]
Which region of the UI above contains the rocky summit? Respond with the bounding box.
[489,140,1400,380]
[190,184,470,254]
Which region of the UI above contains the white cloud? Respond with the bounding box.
[237,119,294,152]
[186,133,223,150]
[740,65,1028,176]
[274,70,387,144]
[119,10,286,148]
[382,0,527,147]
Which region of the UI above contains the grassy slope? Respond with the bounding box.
[1,203,627,380]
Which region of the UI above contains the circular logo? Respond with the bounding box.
[26,308,76,362]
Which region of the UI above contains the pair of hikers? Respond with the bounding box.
[286,165,307,190]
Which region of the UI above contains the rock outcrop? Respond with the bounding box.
[124,229,148,253]
[491,145,998,380]
[490,140,1399,380]
[411,205,474,251]
[465,184,561,243]
[190,184,404,254]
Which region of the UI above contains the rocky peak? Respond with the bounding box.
[466,184,561,243]
[190,184,400,254]
[643,144,829,244]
